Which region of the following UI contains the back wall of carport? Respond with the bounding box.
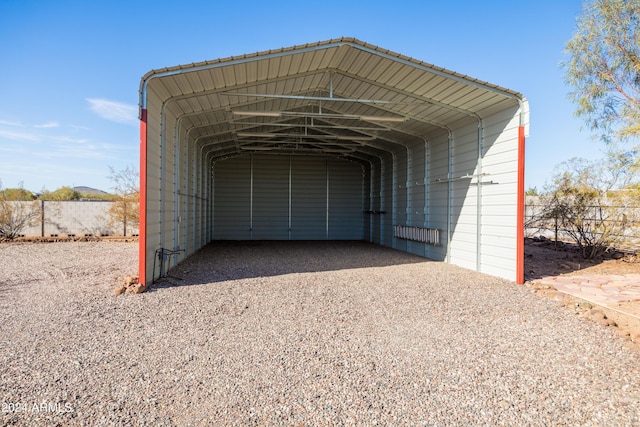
[138,38,529,285]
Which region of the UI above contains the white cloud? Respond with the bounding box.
[0,120,24,127]
[52,135,89,144]
[0,128,40,142]
[87,98,138,125]
[34,121,60,128]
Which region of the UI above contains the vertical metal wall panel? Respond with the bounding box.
[394,149,408,252]
[161,108,178,261]
[380,153,394,246]
[185,139,196,253]
[448,122,480,271]
[195,141,205,251]
[426,134,449,261]
[327,158,364,240]
[174,123,189,257]
[370,159,381,244]
[362,164,371,242]
[252,154,289,239]
[213,155,252,240]
[408,142,427,256]
[291,157,327,240]
[477,109,522,280]
[144,92,163,283]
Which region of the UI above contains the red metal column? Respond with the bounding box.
[139,109,148,286]
[516,125,525,284]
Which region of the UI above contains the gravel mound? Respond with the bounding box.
[1,241,639,426]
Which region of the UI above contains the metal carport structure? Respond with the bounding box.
[138,38,529,286]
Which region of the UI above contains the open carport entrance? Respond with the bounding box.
[139,38,529,286]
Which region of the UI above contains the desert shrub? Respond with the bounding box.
[0,181,41,239]
[534,154,639,258]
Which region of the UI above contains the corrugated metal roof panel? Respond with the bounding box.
[141,38,526,162]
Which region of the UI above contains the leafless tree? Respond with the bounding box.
[0,180,41,239]
[106,166,140,236]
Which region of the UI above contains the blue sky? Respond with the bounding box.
[0,0,602,193]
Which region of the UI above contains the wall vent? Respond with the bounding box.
[394,225,440,245]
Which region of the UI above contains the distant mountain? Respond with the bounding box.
[73,186,111,196]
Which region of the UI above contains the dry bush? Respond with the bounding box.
[0,181,41,239]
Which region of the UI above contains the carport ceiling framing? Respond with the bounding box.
[141,37,525,164]
[177,89,430,163]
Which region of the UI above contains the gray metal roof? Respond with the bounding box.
[140,37,526,163]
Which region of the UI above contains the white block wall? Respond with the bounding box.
[9,201,139,237]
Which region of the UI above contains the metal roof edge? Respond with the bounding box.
[139,37,525,120]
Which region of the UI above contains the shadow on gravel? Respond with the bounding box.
[152,240,433,289]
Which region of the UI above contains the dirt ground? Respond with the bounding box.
[524,237,640,350]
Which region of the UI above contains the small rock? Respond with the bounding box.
[559,263,572,270]
[113,285,126,296]
[631,333,640,343]
[576,302,594,310]
[587,309,606,321]
[131,283,146,294]
[587,310,617,327]
[124,276,138,285]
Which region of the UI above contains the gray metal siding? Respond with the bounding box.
[291,157,327,240]
[427,135,449,261]
[407,142,428,257]
[253,155,289,239]
[212,155,364,241]
[381,153,394,247]
[213,155,251,240]
[328,158,363,240]
[369,159,382,244]
[362,165,371,242]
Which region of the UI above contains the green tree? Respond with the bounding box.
[40,186,81,201]
[0,183,37,201]
[564,0,640,142]
[106,165,139,236]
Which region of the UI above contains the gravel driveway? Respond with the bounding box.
[1,241,639,426]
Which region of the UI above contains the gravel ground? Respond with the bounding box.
[1,240,640,426]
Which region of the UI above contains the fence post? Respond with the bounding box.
[41,200,45,237]
[124,201,127,237]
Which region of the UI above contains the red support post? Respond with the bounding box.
[139,108,148,286]
[516,125,525,284]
